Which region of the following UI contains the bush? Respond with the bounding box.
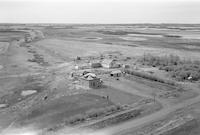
[66,105,123,125]
[67,114,86,125]
[138,54,200,81]
[86,108,107,118]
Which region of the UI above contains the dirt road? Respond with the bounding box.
[99,89,200,135]
[54,77,200,135]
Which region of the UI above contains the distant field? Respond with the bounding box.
[33,38,200,60]
[41,25,200,53]
[0,31,26,42]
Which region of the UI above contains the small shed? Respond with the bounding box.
[90,62,102,68]
[122,64,130,69]
[70,72,74,78]
[74,65,79,70]
[110,70,122,77]
[76,56,81,60]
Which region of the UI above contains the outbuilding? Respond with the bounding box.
[122,64,130,69]
[90,62,102,68]
[110,70,122,77]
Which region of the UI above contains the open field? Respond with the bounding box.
[1,24,200,135]
[16,93,114,129]
[0,31,26,42]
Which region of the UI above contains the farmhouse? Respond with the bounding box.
[110,70,122,77]
[101,59,120,68]
[81,72,102,88]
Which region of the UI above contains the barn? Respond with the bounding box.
[101,59,120,68]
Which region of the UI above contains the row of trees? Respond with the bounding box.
[88,109,142,129]
[65,105,122,125]
[138,54,200,81]
[124,69,176,86]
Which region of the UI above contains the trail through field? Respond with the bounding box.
[99,90,200,135]
[0,72,43,79]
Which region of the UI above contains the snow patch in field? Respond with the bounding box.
[120,36,147,41]
[181,34,200,39]
[0,104,8,108]
[21,90,37,96]
[128,34,163,38]
[83,37,102,40]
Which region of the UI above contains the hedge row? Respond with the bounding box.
[65,105,122,125]
[124,69,176,86]
[88,109,141,129]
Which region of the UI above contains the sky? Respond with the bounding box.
[0,0,200,24]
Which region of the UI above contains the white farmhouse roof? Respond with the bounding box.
[102,59,114,64]
[111,70,122,74]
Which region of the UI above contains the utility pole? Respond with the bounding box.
[152,92,156,103]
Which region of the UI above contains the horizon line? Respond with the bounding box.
[1,23,200,25]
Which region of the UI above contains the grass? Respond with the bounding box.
[17,93,114,128]
[0,75,47,106]
[1,24,200,133]
[0,31,26,42]
[87,101,161,130]
[88,86,141,105]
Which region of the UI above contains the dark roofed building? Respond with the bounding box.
[80,72,102,88]
[110,70,122,77]
[90,62,102,68]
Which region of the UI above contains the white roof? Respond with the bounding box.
[87,76,95,80]
[102,59,115,64]
[84,73,97,78]
[90,60,101,64]
[111,70,122,74]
